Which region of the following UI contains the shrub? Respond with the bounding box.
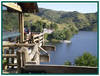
[75,52,97,67]
[64,61,71,66]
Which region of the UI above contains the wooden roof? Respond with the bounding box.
[17,3,38,13]
[3,2,38,13]
[3,3,22,12]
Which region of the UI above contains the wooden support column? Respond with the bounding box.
[42,34,44,46]
[34,44,40,64]
[19,13,24,43]
[6,49,9,69]
[11,48,14,69]
[17,50,22,73]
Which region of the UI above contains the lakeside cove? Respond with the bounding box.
[2,2,98,74]
[42,31,97,65]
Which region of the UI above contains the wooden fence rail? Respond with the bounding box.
[2,33,57,73]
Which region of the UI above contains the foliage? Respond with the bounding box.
[38,8,97,31]
[52,30,66,40]
[64,61,71,65]
[75,52,97,67]
[3,11,19,32]
[65,30,73,40]
[3,8,97,32]
[30,21,43,32]
[3,60,7,64]
[44,33,49,40]
[51,39,60,43]
[50,22,58,30]
[48,28,74,40]
[3,8,97,42]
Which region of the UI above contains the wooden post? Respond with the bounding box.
[42,34,44,46]
[6,49,9,69]
[19,13,24,43]
[34,44,40,64]
[11,48,14,69]
[17,49,22,73]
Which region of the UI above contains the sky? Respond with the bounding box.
[38,3,97,13]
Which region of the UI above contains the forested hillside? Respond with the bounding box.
[3,8,97,32]
[38,8,97,31]
[3,11,19,32]
[3,8,97,40]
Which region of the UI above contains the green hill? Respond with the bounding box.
[3,8,97,40]
[3,8,97,32]
[3,11,19,32]
[38,8,97,31]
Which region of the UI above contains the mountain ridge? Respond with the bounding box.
[37,8,97,31]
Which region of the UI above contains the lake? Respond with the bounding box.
[41,31,97,65]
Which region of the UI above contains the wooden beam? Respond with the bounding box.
[39,47,48,54]
[26,61,36,64]
[29,44,38,60]
[40,54,50,62]
[3,43,35,47]
[23,64,98,74]
[17,49,22,73]
[8,63,17,66]
[3,3,22,12]
[41,45,56,51]
[19,13,24,43]
[3,54,16,58]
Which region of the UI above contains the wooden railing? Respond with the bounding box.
[2,42,97,74]
[2,33,48,71]
[23,64,98,74]
[3,42,35,70]
[2,33,56,73]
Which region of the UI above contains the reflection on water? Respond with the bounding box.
[41,31,97,65]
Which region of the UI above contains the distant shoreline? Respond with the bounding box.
[45,39,71,43]
[60,40,71,43]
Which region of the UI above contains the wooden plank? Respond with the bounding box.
[3,43,34,47]
[3,3,22,12]
[35,52,40,64]
[17,48,23,73]
[8,63,17,66]
[40,54,50,62]
[39,40,43,43]
[6,49,9,69]
[11,48,14,68]
[29,44,38,60]
[34,38,39,42]
[39,47,48,54]
[22,13,24,42]
[41,45,56,51]
[3,69,17,74]
[19,45,39,65]
[19,13,24,42]
[39,33,44,36]
[3,54,16,58]
[23,64,98,74]
[33,35,39,38]
[17,3,38,13]
[33,33,44,38]
[25,61,36,64]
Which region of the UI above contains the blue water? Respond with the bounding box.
[41,31,97,65]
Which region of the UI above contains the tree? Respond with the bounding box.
[64,61,71,66]
[52,30,66,40]
[63,28,73,40]
[50,23,58,30]
[31,21,43,32]
[75,52,97,67]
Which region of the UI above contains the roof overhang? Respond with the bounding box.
[17,3,38,13]
[3,3,22,12]
[3,2,38,13]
